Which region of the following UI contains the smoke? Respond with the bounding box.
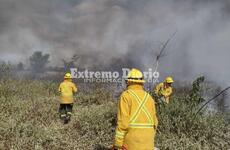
[0,0,230,85]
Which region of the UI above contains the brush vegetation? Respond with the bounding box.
[0,79,229,150]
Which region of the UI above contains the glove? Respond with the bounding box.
[112,145,128,150]
[111,145,119,150]
[121,145,128,150]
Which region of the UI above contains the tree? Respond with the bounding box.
[29,51,50,73]
[62,54,80,72]
[17,62,24,71]
[0,62,13,79]
[189,76,205,104]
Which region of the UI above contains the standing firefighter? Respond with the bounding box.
[154,77,174,104]
[58,73,77,124]
[113,68,158,150]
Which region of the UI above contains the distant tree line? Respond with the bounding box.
[0,51,80,80]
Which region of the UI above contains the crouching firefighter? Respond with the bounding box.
[112,68,158,150]
[58,73,77,124]
[153,76,174,104]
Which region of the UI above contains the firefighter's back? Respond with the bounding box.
[123,84,158,150]
[59,80,77,104]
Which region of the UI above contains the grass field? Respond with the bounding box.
[0,79,229,150]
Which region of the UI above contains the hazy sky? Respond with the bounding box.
[0,0,230,85]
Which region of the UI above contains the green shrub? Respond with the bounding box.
[0,79,229,149]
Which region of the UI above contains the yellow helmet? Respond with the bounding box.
[165,76,174,83]
[126,68,145,83]
[64,73,72,79]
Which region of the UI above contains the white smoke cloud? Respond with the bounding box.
[0,0,230,87]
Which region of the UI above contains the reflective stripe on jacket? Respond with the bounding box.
[114,84,158,150]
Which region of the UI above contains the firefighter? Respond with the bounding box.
[58,73,77,124]
[112,68,158,150]
[154,76,174,104]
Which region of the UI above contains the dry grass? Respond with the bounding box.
[0,79,229,150]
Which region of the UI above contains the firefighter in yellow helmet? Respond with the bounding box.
[58,73,77,124]
[112,68,158,150]
[154,76,174,104]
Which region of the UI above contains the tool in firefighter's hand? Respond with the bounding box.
[112,145,128,150]
[147,31,177,92]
